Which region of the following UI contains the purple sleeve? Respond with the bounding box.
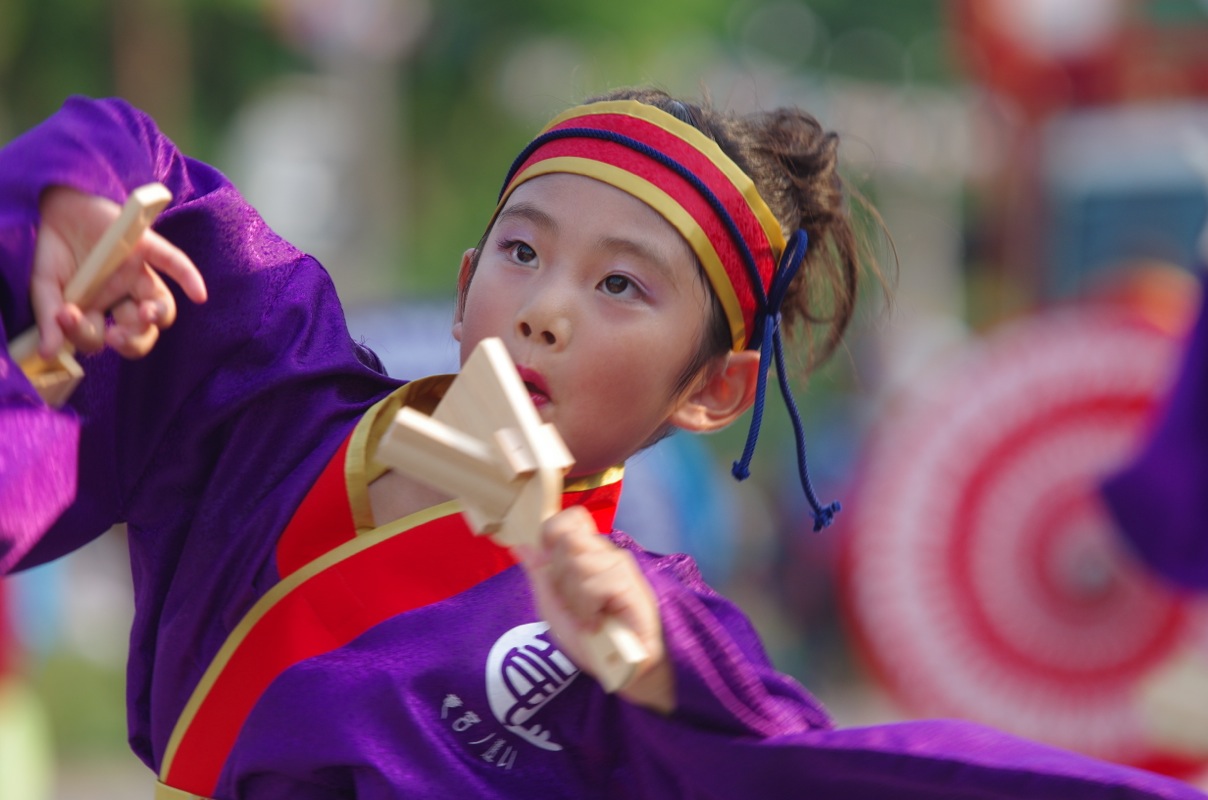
[1102,268,1208,590]
[0,95,186,572]
[632,543,831,736]
[625,715,1206,799]
[614,537,1204,799]
[0,96,393,575]
[0,202,75,561]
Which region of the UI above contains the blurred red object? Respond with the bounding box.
[0,580,13,677]
[842,269,1207,776]
[951,0,1208,118]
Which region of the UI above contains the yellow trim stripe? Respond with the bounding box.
[566,464,624,492]
[155,782,209,800]
[347,393,395,533]
[348,375,457,533]
[500,157,747,349]
[158,499,460,781]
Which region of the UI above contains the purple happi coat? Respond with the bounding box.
[0,97,1202,799]
[1103,268,1208,591]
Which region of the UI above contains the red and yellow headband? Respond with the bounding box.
[495,99,787,351]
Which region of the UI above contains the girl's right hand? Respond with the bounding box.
[31,186,207,360]
[517,506,673,712]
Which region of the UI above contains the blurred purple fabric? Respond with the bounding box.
[1103,269,1208,591]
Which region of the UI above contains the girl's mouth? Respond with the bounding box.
[526,384,550,409]
[516,366,551,409]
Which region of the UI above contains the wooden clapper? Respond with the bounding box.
[376,337,649,692]
[8,183,173,407]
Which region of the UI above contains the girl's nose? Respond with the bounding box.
[516,275,573,350]
[517,315,571,350]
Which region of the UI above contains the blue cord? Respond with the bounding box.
[731,231,840,531]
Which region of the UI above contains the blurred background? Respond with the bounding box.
[3,0,1208,796]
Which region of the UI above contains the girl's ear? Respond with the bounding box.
[451,248,476,342]
[668,350,761,433]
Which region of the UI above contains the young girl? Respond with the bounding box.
[1,90,1203,799]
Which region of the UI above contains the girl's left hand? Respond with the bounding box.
[516,506,674,713]
[32,186,208,360]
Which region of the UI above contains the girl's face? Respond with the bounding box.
[454,173,716,477]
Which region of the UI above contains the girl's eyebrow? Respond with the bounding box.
[595,235,676,283]
[496,201,558,233]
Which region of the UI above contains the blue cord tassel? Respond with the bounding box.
[731,230,841,532]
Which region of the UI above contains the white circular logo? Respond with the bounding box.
[485,622,579,751]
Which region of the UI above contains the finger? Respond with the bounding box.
[106,299,159,359]
[107,298,153,357]
[545,504,597,536]
[82,250,157,315]
[127,265,176,329]
[513,543,548,570]
[30,230,74,357]
[546,537,616,618]
[59,306,107,355]
[546,533,610,587]
[77,228,203,317]
[540,508,614,616]
[557,549,634,625]
[597,556,657,634]
[541,506,603,560]
[137,228,207,305]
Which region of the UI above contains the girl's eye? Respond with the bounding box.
[512,242,537,264]
[601,274,636,296]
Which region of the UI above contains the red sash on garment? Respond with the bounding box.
[157,428,621,798]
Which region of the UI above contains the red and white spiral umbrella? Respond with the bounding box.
[842,298,1208,767]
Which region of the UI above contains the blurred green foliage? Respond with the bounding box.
[29,651,128,759]
[0,0,302,149]
[0,1,112,126]
[0,0,945,294]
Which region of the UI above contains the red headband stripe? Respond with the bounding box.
[497,101,786,350]
[546,112,780,267]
